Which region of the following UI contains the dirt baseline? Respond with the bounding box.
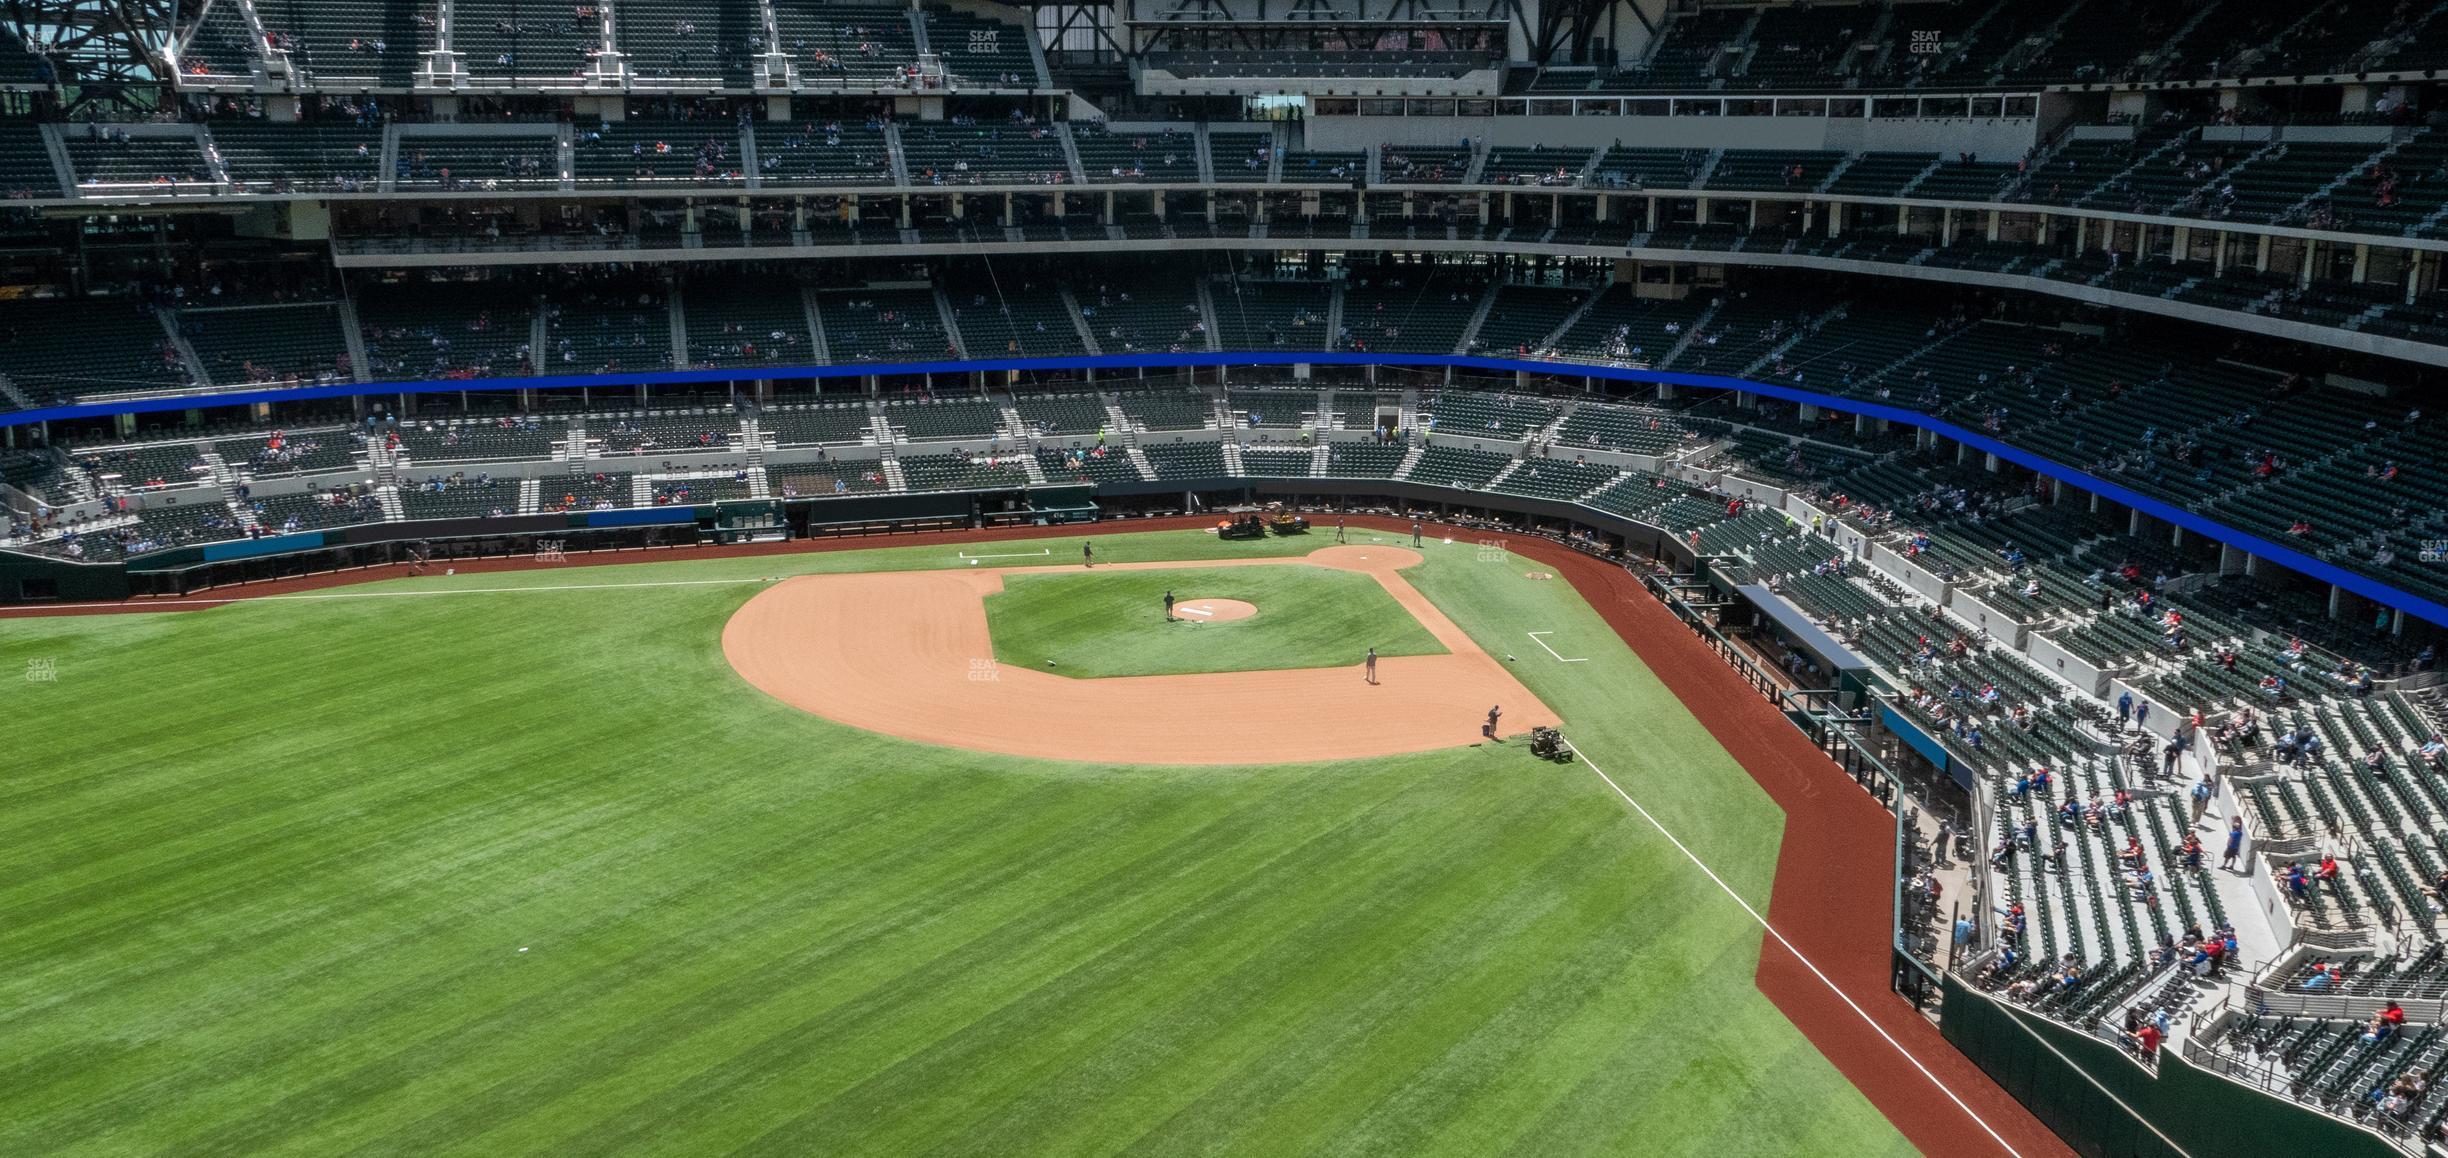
[722,544,1559,765]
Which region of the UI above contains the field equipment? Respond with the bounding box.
[1264,502,1310,535]
[1529,727,1572,762]
[1217,513,1270,540]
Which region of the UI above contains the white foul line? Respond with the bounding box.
[1563,741,2027,1158]
[1526,631,1589,663]
[957,548,1053,560]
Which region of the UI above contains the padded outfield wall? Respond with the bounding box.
[1938,976,2400,1158]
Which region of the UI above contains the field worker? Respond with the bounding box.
[1164,590,1176,620]
[1336,517,1346,544]
[1411,520,1423,547]
[1365,647,1378,684]
[1484,705,1502,738]
[1083,540,1094,568]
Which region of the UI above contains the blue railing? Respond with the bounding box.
[10,348,2442,626]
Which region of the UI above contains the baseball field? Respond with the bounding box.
[0,525,1927,1155]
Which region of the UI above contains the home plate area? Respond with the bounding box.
[1173,598,1256,622]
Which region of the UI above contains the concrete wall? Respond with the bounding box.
[2026,631,2111,697]
[1947,586,2029,648]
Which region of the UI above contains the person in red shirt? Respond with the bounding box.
[2128,1023,2162,1058]
[2317,855,2341,883]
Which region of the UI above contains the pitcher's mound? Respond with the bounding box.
[1173,598,1256,622]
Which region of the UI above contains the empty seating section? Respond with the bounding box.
[1738,4,1863,87]
[1037,446,1137,484]
[394,131,560,190]
[1337,272,1481,355]
[398,472,519,518]
[1552,286,1707,364]
[818,289,950,361]
[1140,441,1226,479]
[1236,447,1312,477]
[1012,393,1107,436]
[945,284,1081,357]
[1825,152,1934,197]
[72,441,211,491]
[0,298,187,402]
[1228,389,1312,429]
[1471,285,1582,354]
[1405,445,1510,488]
[882,397,1001,440]
[1323,442,1408,478]
[544,290,673,373]
[184,0,259,78]
[754,120,893,185]
[759,402,875,446]
[1427,392,1555,438]
[596,409,740,455]
[210,123,382,193]
[357,285,536,380]
[1706,150,1845,192]
[1208,129,1275,182]
[572,120,743,185]
[1554,404,1691,454]
[1481,146,1591,186]
[1116,389,1211,431]
[2213,141,2384,224]
[1491,457,1617,499]
[1629,7,1743,88]
[392,416,557,463]
[613,0,760,88]
[220,428,361,477]
[774,462,889,496]
[1590,147,1703,191]
[1073,125,1199,183]
[769,1,917,86]
[1279,149,1365,183]
[684,281,815,369]
[1210,281,1330,351]
[250,488,385,531]
[65,131,214,191]
[1914,158,2019,202]
[925,10,1035,86]
[0,124,59,198]
[453,0,596,84]
[899,452,1027,490]
[255,0,430,87]
[539,471,636,511]
[899,121,1070,185]
[1378,146,1469,184]
[182,304,352,384]
[1075,284,1207,353]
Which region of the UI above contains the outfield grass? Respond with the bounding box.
[983,564,1444,678]
[0,531,1912,1156]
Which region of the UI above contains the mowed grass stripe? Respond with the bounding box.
[6,743,1096,1150]
[148,774,1259,1157]
[543,757,1493,1155]
[985,803,1691,1157]
[718,753,1572,1156]
[363,765,1427,1157]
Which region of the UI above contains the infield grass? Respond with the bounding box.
[983,564,1444,678]
[0,530,1912,1157]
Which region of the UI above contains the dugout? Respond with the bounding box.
[1733,583,1875,709]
